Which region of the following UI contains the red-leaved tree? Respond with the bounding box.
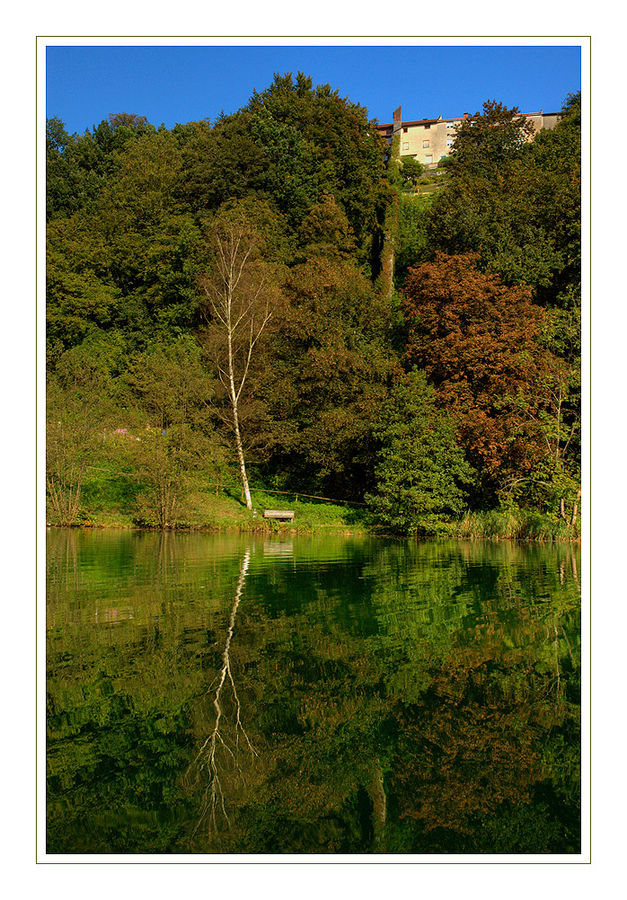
[403,253,549,502]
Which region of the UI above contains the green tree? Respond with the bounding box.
[120,338,227,527]
[366,369,472,534]
[427,96,581,302]
[47,128,206,352]
[123,336,217,431]
[504,316,580,522]
[295,193,357,259]
[46,113,153,221]
[179,73,387,267]
[46,215,123,357]
[46,341,122,524]
[132,424,221,528]
[399,157,423,190]
[395,192,432,284]
[260,210,394,499]
[46,404,91,526]
[526,92,581,308]
[52,330,127,401]
[445,100,534,176]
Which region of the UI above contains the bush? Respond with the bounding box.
[366,369,473,535]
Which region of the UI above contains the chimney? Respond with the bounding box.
[463,112,468,118]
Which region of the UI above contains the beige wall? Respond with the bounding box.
[525,112,561,136]
[398,120,451,167]
[396,112,560,168]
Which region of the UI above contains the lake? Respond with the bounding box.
[46,529,581,855]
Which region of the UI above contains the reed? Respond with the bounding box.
[457,508,578,542]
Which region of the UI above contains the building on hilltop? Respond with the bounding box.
[376,106,561,168]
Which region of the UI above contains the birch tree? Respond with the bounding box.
[200,215,280,511]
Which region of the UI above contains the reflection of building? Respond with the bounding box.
[376,106,561,169]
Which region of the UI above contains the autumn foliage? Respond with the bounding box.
[403,253,548,500]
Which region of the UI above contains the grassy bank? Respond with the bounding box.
[55,466,367,534]
[49,467,580,541]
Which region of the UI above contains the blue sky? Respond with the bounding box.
[46,44,581,134]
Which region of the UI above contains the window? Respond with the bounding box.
[446,137,454,147]
[403,127,408,133]
[423,140,430,148]
[425,154,433,164]
[402,142,409,151]
[424,124,431,130]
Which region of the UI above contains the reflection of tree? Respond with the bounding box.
[46,533,580,854]
[353,539,581,853]
[371,763,387,848]
[47,527,80,601]
[183,539,581,854]
[189,549,258,837]
[386,601,580,853]
[393,662,539,829]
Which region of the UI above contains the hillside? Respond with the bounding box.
[46,80,581,538]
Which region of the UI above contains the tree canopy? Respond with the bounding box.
[46,80,581,531]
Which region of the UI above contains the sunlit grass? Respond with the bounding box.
[458,509,578,542]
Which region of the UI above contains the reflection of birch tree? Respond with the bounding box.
[371,762,387,850]
[190,549,258,836]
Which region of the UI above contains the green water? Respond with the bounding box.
[46,529,581,855]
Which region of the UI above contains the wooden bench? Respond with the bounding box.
[263,509,295,521]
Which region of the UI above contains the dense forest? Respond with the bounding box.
[46,73,581,537]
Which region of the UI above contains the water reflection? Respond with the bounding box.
[189,549,258,837]
[46,530,581,854]
[263,539,294,557]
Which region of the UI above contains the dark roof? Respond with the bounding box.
[376,117,441,130]
[376,111,561,132]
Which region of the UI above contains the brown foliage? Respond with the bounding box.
[403,253,548,490]
[392,660,542,833]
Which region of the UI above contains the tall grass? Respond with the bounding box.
[457,508,578,542]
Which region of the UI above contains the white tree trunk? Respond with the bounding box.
[232,401,252,510]
[226,290,253,511]
[203,224,274,515]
